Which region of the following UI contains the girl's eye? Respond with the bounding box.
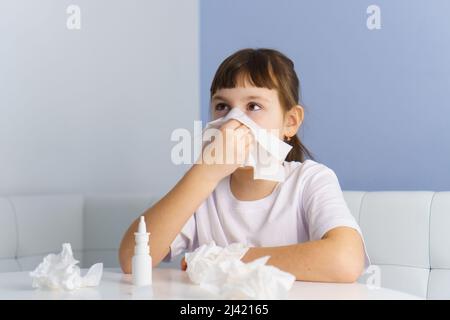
[247,102,262,112]
[214,103,230,112]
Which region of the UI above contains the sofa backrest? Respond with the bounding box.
[0,195,84,272]
[82,194,156,267]
[1,192,449,299]
[344,191,450,299]
[0,194,158,273]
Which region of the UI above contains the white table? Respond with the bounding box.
[0,268,421,300]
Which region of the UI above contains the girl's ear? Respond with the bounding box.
[284,105,304,138]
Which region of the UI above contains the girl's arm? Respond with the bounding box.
[119,165,218,273]
[119,120,252,273]
[180,227,365,283]
[241,226,366,283]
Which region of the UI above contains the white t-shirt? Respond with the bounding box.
[165,160,370,269]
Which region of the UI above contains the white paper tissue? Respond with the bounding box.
[29,243,103,291]
[185,242,296,299]
[204,108,293,182]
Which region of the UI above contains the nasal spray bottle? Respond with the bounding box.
[132,216,152,286]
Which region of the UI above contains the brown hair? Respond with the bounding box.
[210,48,315,162]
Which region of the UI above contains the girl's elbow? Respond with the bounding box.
[334,253,365,283]
[335,266,362,283]
[118,240,134,274]
[119,250,132,274]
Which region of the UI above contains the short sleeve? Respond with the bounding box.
[163,214,197,262]
[302,165,371,269]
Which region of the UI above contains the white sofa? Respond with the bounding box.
[1,191,449,299]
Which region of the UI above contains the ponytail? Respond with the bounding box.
[285,134,315,162]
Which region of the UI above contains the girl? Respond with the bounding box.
[119,48,370,283]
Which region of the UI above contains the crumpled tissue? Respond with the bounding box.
[29,243,103,291]
[185,242,296,299]
[204,108,293,182]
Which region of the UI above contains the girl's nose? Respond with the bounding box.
[232,105,247,114]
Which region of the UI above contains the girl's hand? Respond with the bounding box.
[181,257,187,271]
[194,119,253,183]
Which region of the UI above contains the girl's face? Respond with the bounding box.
[211,78,303,140]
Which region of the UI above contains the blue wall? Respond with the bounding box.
[200,0,450,191]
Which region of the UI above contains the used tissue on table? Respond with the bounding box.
[185,242,295,299]
[29,243,103,290]
[203,108,293,182]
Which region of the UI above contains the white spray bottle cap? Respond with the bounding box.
[134,216,150,255]
[138,216,147,234]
